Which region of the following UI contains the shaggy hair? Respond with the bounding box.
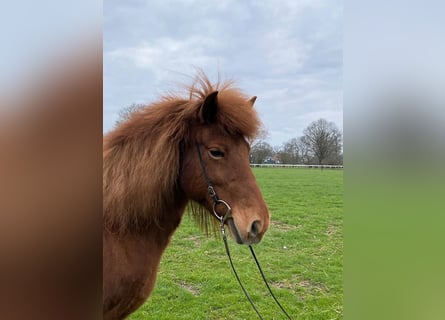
[103,73,261,234]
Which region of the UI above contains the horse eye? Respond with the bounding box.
[209,149,225,159]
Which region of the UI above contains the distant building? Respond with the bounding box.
[263,157,278,164]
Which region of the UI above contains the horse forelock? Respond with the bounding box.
[188,72,261,140]
[103,72,261,234]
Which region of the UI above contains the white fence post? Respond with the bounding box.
[250,164,343,169]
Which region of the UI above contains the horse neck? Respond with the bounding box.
[150,188,188,243]
[103,115,189,238]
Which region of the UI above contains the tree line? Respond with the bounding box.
[251,119,343,165]
[115,105,342,165]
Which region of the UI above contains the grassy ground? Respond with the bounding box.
[129,168,343,319]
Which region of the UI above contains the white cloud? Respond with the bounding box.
[103,0,342,144]
[107,36,221,79]
[262,28,310,74]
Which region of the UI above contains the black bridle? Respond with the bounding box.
[195,143,292,320]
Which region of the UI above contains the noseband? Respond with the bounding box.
[195,143,292,320]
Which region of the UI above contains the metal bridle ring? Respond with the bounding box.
[212,199,232,223]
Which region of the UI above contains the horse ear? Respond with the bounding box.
[199,91,218,124]
[247,96,257,107]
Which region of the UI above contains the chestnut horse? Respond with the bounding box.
[103,74,270,319]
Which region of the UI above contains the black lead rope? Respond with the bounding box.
[221,223,265,320]
[195,143,293,320]
[248,245,293,320]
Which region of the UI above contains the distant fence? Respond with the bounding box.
[250,164,344,169]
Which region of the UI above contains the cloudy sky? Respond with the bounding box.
[104,0,342,146]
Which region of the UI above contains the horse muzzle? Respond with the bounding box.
[226,216,265,245]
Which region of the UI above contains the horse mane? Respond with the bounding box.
[103,72,261,234]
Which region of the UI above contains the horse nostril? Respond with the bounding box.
[249,220,261,237]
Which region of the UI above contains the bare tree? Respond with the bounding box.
[114,103,146,127]
[250,124,269,146]
[250,140,273,164]
[302,118,342,165]
[297,136,311,164]
[278,138,300,164]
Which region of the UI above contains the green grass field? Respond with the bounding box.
[129,168,343,319]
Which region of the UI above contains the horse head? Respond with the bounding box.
[180,90,270,245]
